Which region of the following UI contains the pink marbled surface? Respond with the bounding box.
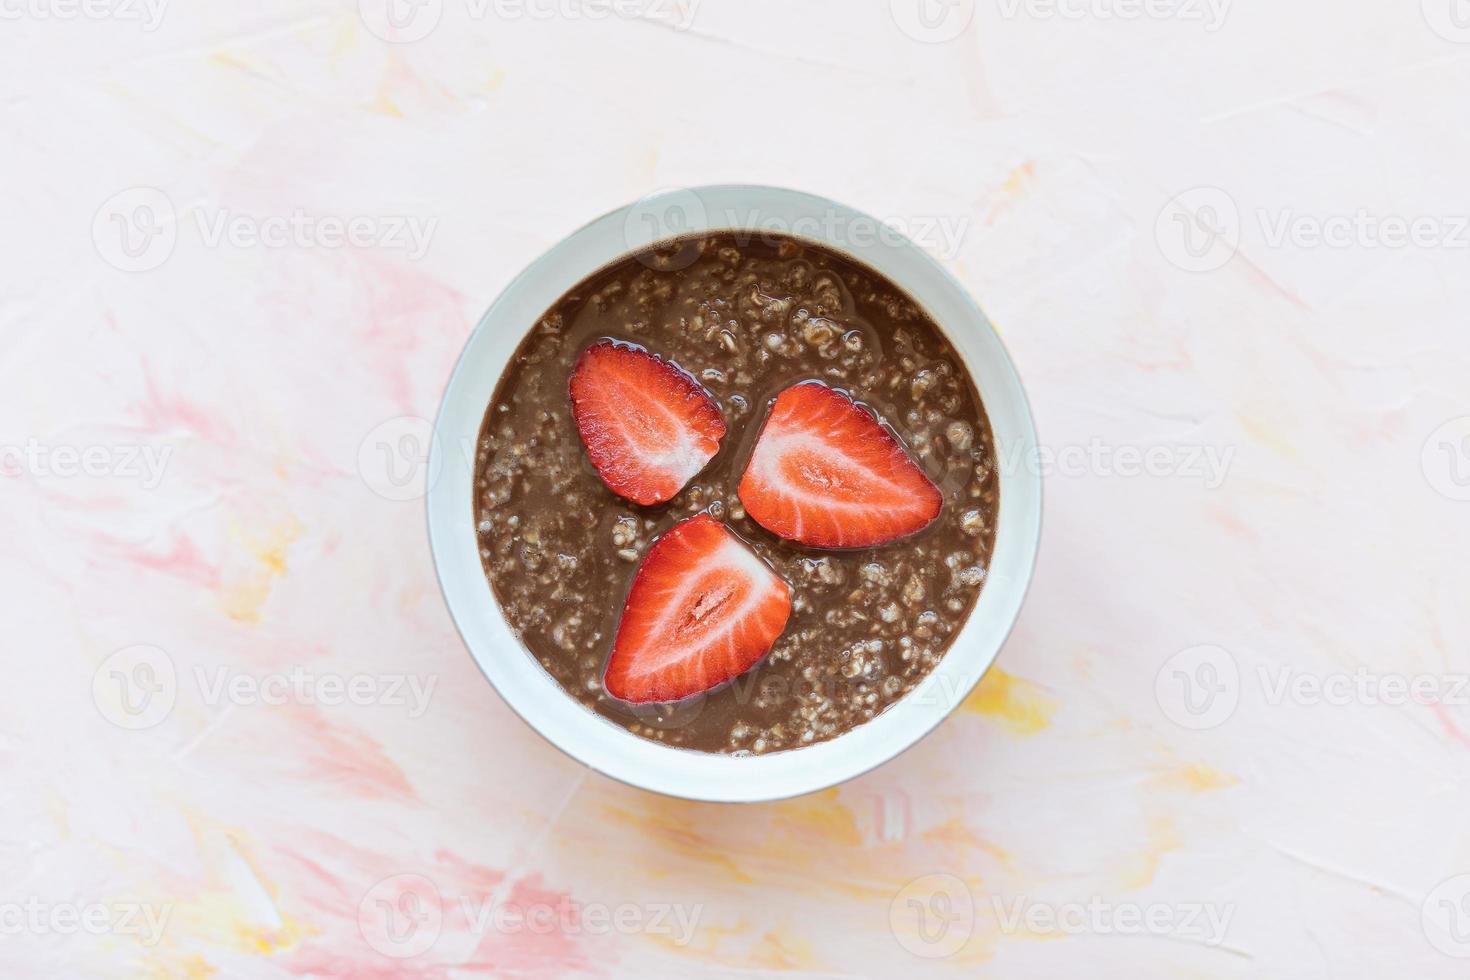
[4,1,1470,976]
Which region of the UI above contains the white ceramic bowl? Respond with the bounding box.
[428,185,1040,802]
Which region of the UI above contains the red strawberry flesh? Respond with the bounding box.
[737,381,943,548]
[604,514,791,704]
[569,340,726,506]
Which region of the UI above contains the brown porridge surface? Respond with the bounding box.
[473,232,998,754]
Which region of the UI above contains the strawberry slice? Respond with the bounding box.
[604,514,791,704]
[569,340,726,506]
[738,381,943,548]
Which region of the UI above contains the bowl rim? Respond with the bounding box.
[427,184,1042,803]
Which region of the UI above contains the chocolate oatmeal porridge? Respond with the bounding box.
[472,232,998,754]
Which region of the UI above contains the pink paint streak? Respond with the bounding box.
[135,365,238,445]
[1432,702,1470,748]
[285,707,418,801]
[351,252,469,413]
[110,530,222,587]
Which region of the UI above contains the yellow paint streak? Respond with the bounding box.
[45,788,70,837]
[159,812,318,960]
[333,16,357,54]
[600,802,755,884]
[1239,414,1298,459]
[922,819,1015,869]
[140,954,217,980]
[771,789,862,847]
[222,830,313,954]
[179,955,217,979]
[369,87,404,118]
[983,161,1038,227]
[1156,762,1240,793]
[963,668,1056,735]
[1001,160,1037,196]
[598,789,899,899]
[207,52,253,73]
[642,919,748,957]
[221,516,302,623]
[1120,816,1181,889]
[1002,926,1069,944]
[642,920,827,971]
[183,952,214,975]
[750,928,817,970]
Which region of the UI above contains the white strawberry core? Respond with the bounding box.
[643,430,709,487]
[625,539,775,678]
[748,432,903,508]
[620,389,712,487]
